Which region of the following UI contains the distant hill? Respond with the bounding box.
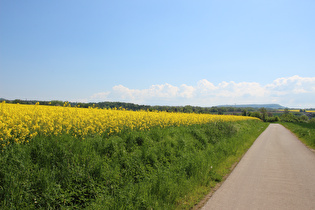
[217,104,285,109]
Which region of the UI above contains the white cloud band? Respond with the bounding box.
[90,75,315,108]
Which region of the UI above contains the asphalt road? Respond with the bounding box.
[202,124,315,210]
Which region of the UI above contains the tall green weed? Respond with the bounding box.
[0,120,267,209]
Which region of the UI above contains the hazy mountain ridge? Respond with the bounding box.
[217,104,285,109]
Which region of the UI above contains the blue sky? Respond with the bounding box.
[1,0,315,108]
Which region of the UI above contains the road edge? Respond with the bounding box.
[279,123,315,154]
[192,124,270,209]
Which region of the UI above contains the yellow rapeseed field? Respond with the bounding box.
[0,102,258,148]
[279,109,315,113]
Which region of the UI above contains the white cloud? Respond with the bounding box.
[197,79,217,93]
[215,81,266,98]
[89,75,315,107]
[179,84,195,98]
[91,91,110,100]
[266,75,315,95]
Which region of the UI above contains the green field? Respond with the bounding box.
[1,120,267,209]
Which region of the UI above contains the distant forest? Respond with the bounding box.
[0,98,278,114]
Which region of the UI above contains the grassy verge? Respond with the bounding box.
[280,122,315,150]
[0,120,267,209]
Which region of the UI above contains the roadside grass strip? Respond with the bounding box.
[0,119,267,209]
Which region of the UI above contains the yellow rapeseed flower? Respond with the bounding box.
[0,103,259,148]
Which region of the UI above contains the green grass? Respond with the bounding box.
[0,120,267,209]
[280,122,315,150]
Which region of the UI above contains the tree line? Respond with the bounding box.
[0,99,258,113]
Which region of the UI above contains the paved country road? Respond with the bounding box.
[202,124,315,210]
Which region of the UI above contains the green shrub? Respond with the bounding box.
[309,118,315,124]
[250,111,262,119]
